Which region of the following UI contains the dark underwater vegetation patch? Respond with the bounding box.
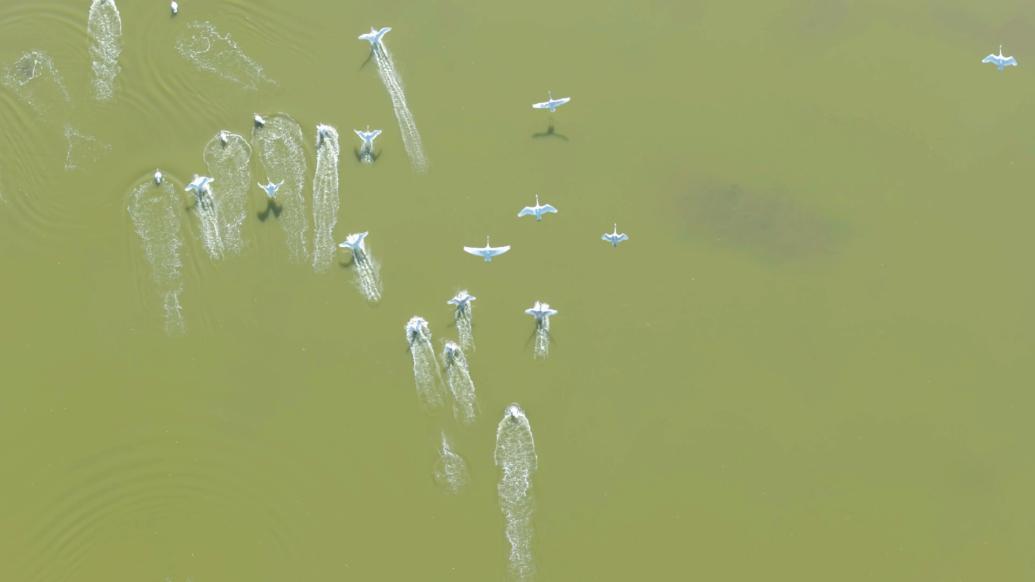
[679,182,844,261]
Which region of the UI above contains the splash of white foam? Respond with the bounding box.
[443,342,477,424]
[128,179,186,334]
[176,21,273,89]
[252,114,309,262]
[311,125,340,272]
[495,404,538,581]
[372,41,427,172]
[406,317,445,410]
[433,432,469,495]
[203,132,252,257]
[87,0,122,101]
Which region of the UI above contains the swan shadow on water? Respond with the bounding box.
[524,320,556,349]
[353,147,380,163]
[256,199,282,222]
[358,48,374,71]
[184,191,214,213]
[532,122,568,141]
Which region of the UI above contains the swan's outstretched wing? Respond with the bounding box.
[1004,56,1019,67]
[517,206,536,218]
[531,101,550,110]
[540,204,558,214]
[982,54,997,64]
[486,245,511,257]
[463,246,483,257]
[370,129,382,139]
[553,97,571,107]
[616,233,629,243]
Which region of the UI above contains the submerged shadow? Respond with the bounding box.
[353,147,380,163]
[338,254,357,270]
[532,122,569,141]
[256,199,282,222]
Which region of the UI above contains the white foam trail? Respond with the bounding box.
[405,317,445,410]
[64,125,110,171]
[372,41,428,172]
[1,50,70,115]
[534,318,551,359]
[252,114,309,262]
[350,250,382,303]
[455,305,475,352]
[203,132,251,257]
[495,404,538,581]
[311,125,340,272]
[87,0,122,101]
[128,179,186,334]
[176,21,273,89]
[433,432,469,495]
[442,342,477,424]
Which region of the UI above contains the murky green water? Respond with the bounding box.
[2,0,1034,580]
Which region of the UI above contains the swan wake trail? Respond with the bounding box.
[2,51,70,115]
[88,0,122,101]
[405,317,446,410]
[252,114,309,262]
[456,307,475,352]
[350,250,382,303]
[534,318,551,359]
[373,42,427,172]
[443,342,477,424]
[433,432,469,495]
[203,132,252,257]
[495,405,538,581]
[311,125,340,272]
[176,21,273,89]
[128,179,186,334]
[64,126,110,171]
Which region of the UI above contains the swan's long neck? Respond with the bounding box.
[535,194,541,206]
[485,236,491,247]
